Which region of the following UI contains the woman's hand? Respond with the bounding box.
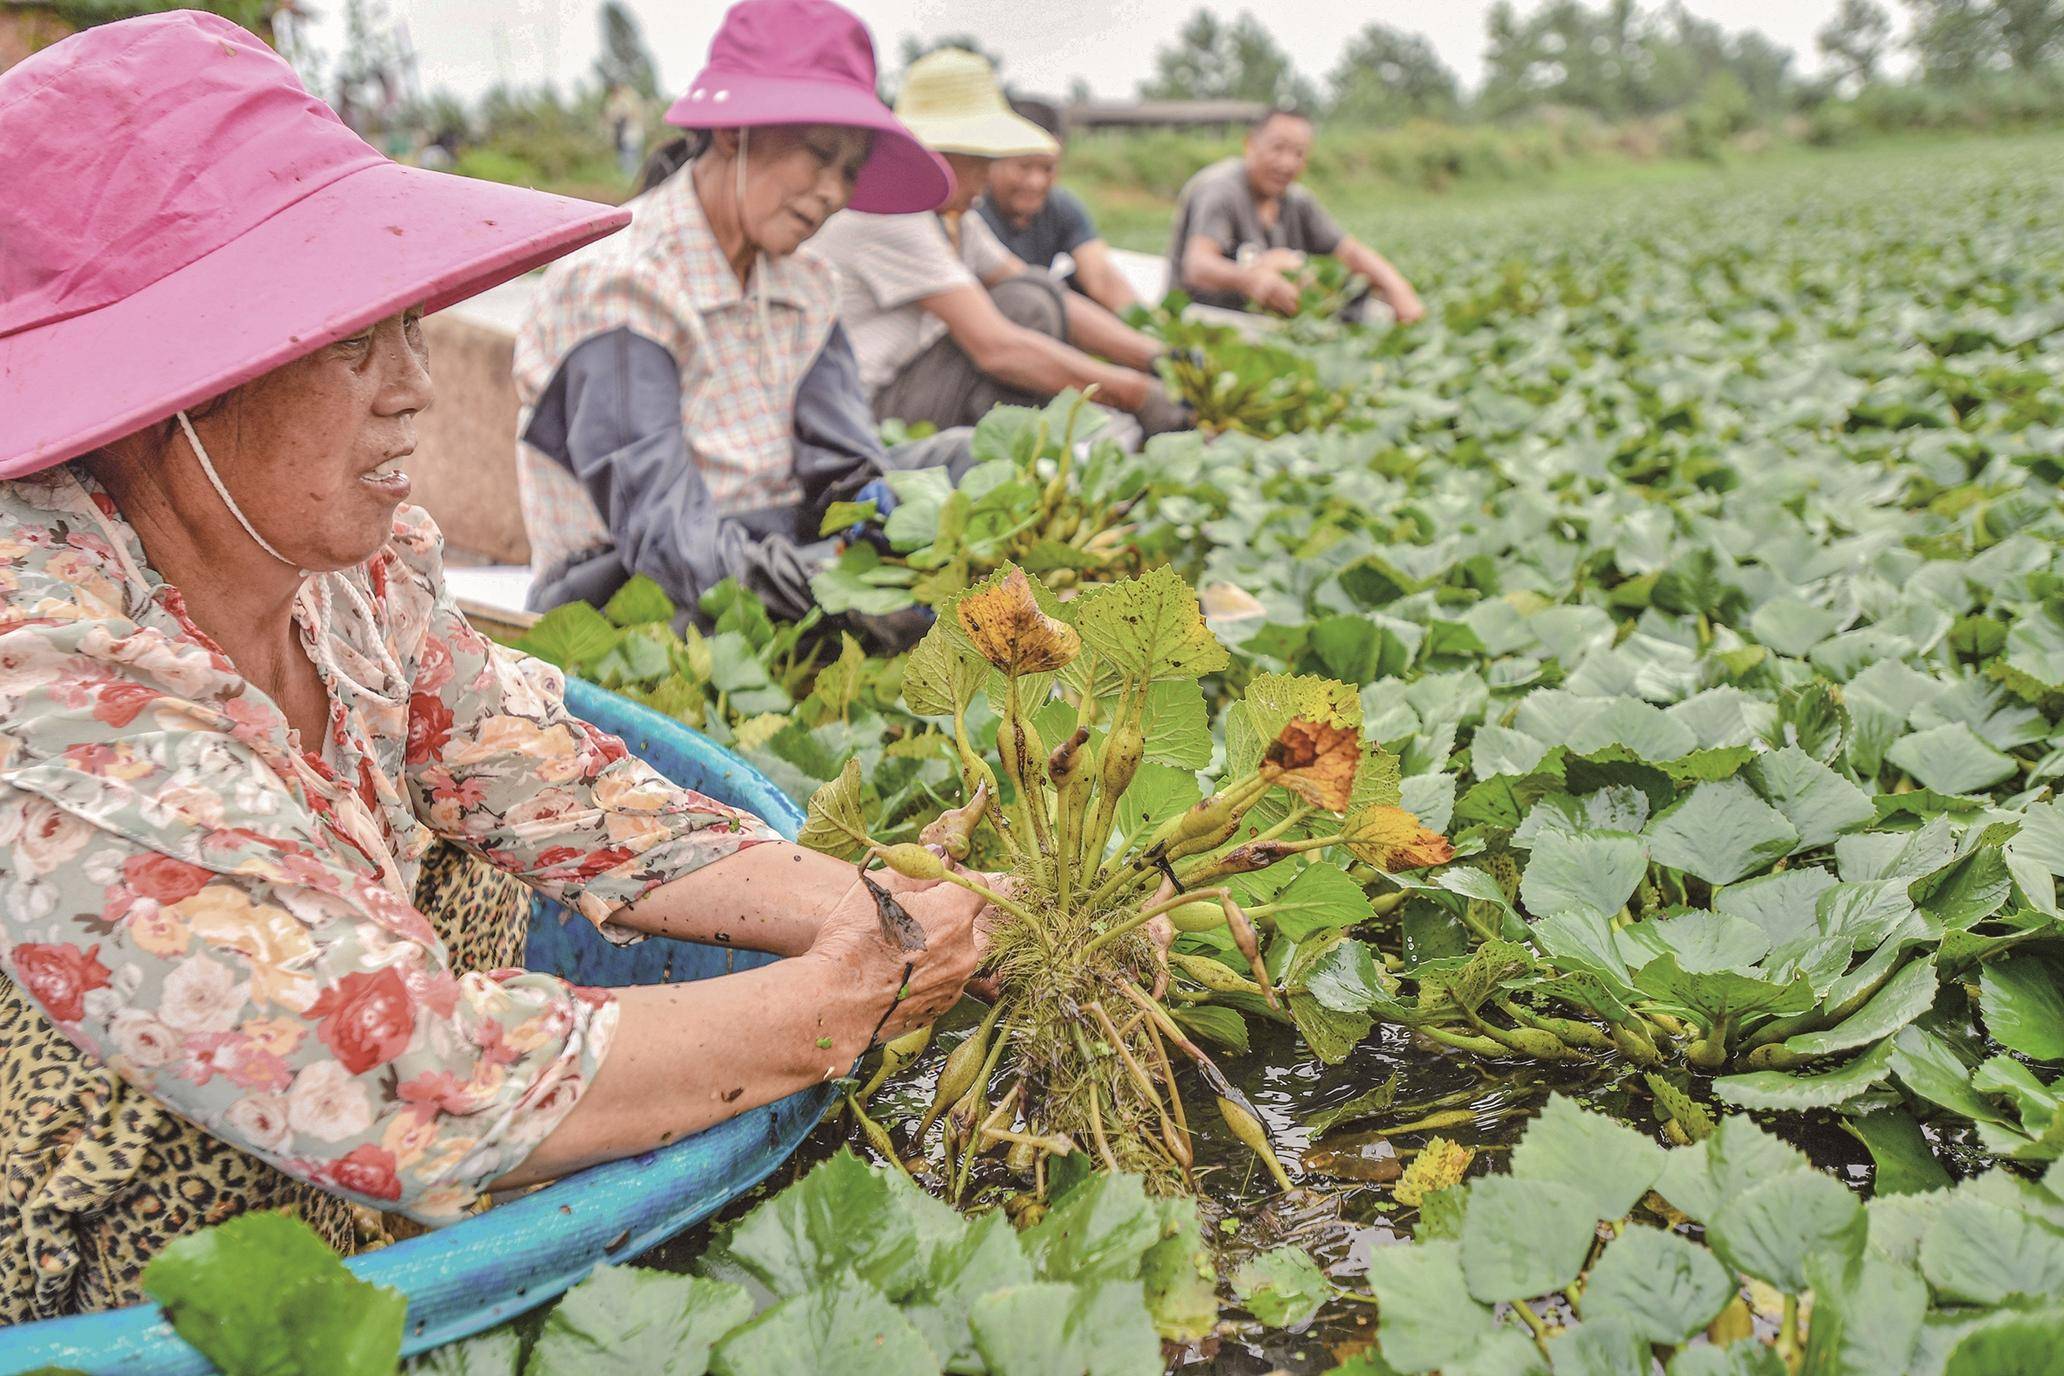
[804,871,986,1047]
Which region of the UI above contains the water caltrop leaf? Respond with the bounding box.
[1507,1094,1666,1222]
[1745,745,1876,852]
[1886,723,2018,796]
[707,1149,958,1300]
[1071,565,1229,682]
[797,758,872,860]
[1395,1136,1475,1207]
[1363,1240,1498,1373]
[1980,954,2064,1061]
[1705,1167,1866,1293]
[527,1268,755,1376]
[517,600,621,670]
[1581,1226,1732,1344]
[1943,1309,2064,1376]
[902,616,990,717]
[899,1211,1036,1372]
[1518,829,1647,917]
[1233,1246,1332,1328]
[956,565,1081,675]
[1344,804,1455,871]
[709,1279,936,1376]
[1714,1039,1896,1112]
[968,1281,1164,1376]
[1459,1176,1599,1301]
[1645,779,1800,885]
[603,574,677,628]
[1264,716,1362,811]
[141,1212,405,1376]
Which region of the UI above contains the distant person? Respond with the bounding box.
[515,0,966,646]
[812,48,1188,436]
[974,98,1138,316]
[604,81,645,180]
[1169,106,1425,325]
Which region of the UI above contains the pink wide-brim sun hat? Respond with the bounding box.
[665,0,951,215]
[0,10,631,478]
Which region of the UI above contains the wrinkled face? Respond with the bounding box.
[987,151,1059,223]
[185,310,431,572]
[1244,113,1313,199]
[942,152,994,215]
[724,123,872,257]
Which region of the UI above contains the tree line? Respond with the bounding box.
[1139,1,2064,125]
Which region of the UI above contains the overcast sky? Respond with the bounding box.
[325,1,1892,105]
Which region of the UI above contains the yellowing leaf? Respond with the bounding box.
[1344,804,1455,871]
[1263,717,1362,813]
[730,712,788,752]
[798,758,872,861]
[1395,1136,1475,1207]
[1199,581,1267,622]
[955,566,1080,676]
[1226,672,1361,777]
[1071,566,1231,682]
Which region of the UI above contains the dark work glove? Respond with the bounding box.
[1135,384,1196,438]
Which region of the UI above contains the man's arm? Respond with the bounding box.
[1181,233,1300,314]
[1060,288,1160,371]
[1070,238,1139,315]
[921,282,1153,411]
[1336,234,1426,325]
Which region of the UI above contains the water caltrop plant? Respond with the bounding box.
[800,562,1451,1193]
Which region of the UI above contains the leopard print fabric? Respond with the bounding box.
[0,841,530,1321]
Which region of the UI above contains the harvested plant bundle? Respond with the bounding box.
[812,391,1148,617]
[802,563,1451,1195]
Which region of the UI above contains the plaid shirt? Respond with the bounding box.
[513,172,839,577]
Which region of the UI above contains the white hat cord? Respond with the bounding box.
[175,408,404,699]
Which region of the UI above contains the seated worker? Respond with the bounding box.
[973,98,1138,316]
[1168,106,1426,325]
[811,48,1189,435]
[515,0,966,642]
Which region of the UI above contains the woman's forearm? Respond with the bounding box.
[1061,293,1160,371]
[490,953,875,1190]
[608,841,861,954]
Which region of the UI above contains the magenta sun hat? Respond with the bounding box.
[0,10,631,479]
[665,0,951,215]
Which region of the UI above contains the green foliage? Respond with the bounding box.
[817,392,1149,615]
[1354,1096,2064,1374]
[146,1152,1189,1375]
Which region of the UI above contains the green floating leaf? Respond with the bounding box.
[1507,1094,1667,1222]
[1232,1246,1332,1329]
[1745,745,1876,852]
[969,1281,1166,1376]
[899,1211,1036,1371]
[1981,954,2064,1061]
[1581,1226,1733,1345]
[517,600,621,670]
[1841,1107,1951,1196]
[797,758,872,861]
[1919,1192,2064,1306]
[1885,722,2018,796]
[1459,1175,1599,1302]
[706,1149,959,1301]
[1518,828,1648,918]
[710,1278,936,1376]
[403,1327,524,1375]
[1645,779,1800,886]
[527,1268,754,1376]
[1714,1039,1895,1112]
[1361,1240,1498,1373]
[1943,1309,2064,1376]
[141,1212,405,1376]
[603,574,677,628]
[1071,565,1230,682]
[1706,1166,1866,1293]
[1781,957,1940,1058]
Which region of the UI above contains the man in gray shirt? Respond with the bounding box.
[1167,107,1425,324]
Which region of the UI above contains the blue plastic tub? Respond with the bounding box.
[0,679,823,1374]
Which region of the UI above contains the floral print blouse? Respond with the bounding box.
[0,466,778,1222]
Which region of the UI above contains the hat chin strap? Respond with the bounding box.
[176,409,311,580]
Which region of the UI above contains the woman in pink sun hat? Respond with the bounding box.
[0,11,983,1317]
[514,0,965,648]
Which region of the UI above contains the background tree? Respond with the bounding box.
[1992,0,2064,71]
[592,0,659,100]
[1327,22,1461,124]
[1818,0,1895,84]
[1139,9,1318,109]
[1903,0,2003,81]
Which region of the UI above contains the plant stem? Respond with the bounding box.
[1086,1000,1184,1158]
[1510,1299,1553,1357]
